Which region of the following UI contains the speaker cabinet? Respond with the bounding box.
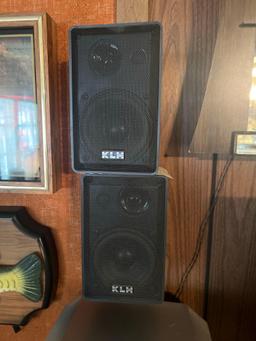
[69,23,161,173]
[82,175,167,303]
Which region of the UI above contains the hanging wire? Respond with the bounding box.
[174,155,234,298]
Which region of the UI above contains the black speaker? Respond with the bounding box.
[69,22,161,173]
[82,175,167,303]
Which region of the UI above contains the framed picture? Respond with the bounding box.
[233,131,256,156]
[0,13,59,193]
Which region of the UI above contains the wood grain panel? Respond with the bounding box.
[119,2,256,340]
[0,293,42,325]
[190,0,256,154]
[148,0,213,314]
[206,160,256,341]
[116,0,148,23]
[243,0,256,24]
[0,0,115,340]
[0,219,41,263]
[166,0,220,156]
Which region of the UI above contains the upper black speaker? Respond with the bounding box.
[69,22,161,174]
[82,175,167,303]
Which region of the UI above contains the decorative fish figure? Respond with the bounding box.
[0,253,42,302]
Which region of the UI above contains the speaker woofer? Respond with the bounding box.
[93,230,157,287]
[80,89,153,161]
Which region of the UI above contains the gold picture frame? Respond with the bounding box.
[0,13,59,193]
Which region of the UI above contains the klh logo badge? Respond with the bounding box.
[101,150,125,160]
[112,285,134,294]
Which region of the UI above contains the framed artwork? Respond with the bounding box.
[0,13,59,192]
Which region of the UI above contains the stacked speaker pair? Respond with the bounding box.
[69,22,167,303]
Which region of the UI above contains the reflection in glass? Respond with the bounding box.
[0,33,40,181]
[248,56,256,131]
[0,97,40,181]
[235,55,256,155]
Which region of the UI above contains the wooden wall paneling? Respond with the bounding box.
[206,159,256,341]
[244,0,256,23]
[147,0,213,314]
[116,0,148,23]
[166,0,220,156]
[190,0,256,154]
[0,1,115,341]
[116,2,256,341]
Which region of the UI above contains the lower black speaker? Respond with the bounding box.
[82,174,167,303]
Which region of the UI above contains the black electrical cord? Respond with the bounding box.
[174,155,234,298]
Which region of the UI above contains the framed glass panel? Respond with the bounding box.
[0,14,59,192]
[0,32,40,182]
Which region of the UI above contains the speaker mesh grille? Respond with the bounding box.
[89,39,122,76]
[70,23,160,173]
[82,175,167,303]
[79,89,153,162]
[94,230,157,286]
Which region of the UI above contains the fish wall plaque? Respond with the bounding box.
[0,253,42,302]
[0,207,58,330]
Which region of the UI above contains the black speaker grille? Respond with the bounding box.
[70,23,160,173]
[82,175,167,303]
[89,39,122,76]
[94,230,157,286]
[79,89,153,162]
